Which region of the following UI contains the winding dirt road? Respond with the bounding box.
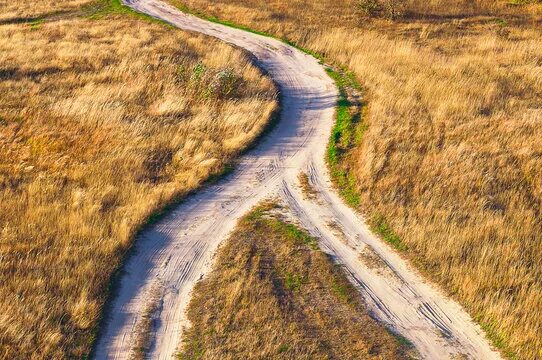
[94,1,502,359]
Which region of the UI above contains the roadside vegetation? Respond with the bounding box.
[178,203,414,360]
[170,0,542,358]
[0,1,277,358]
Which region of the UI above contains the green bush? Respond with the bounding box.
[210,68,241,99]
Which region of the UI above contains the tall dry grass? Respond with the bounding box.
[0,2,276,358]
[0,0,92,21]
[172,0,541,358]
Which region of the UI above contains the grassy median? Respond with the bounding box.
[178,203,413,359]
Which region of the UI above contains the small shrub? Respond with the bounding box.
[357,0,382,17]
[357,0,405,20]
[141,147,174,183]
[209,68,241,99]
[382,0,405,20]
[191,61,206,82]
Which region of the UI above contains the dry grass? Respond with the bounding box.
[0,1,276,358]
[170,0,542,358]
[297,172,317,200]
[130,283,163,360]
[0,0,92,21]
[178,203,413,360]
[358,246,390,274]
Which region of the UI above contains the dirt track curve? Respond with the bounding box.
[94,1,502,359]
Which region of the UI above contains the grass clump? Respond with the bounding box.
[297,172,317,200]
[178,204,413,359]
[370,215,407,252]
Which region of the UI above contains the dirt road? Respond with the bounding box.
[94,1,502,359]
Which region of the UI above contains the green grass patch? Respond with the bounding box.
[285,273,303,292]
[277,343,290,354]
[325,68,408,253]
[490,17,509,27]
[282,222,319,249]
[476,317,518,360]
[370,214,407,251]
[330,274,352,304]
[393,332,415,349]
[84,0,132,18]
[178,338,205,360]
[251,210,319,250]
[325,67,367,208]
[29,18,44,30]
[85,0,174,26]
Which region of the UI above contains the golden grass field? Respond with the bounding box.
[171,0,542,358]
[179,203,413,360]
[0,1,277,358]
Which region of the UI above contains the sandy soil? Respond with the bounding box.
[93,1,502,359]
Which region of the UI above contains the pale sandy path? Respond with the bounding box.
[93,1,502,359]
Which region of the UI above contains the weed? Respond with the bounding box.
[29,19,44,30]
[277,344,290,353]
